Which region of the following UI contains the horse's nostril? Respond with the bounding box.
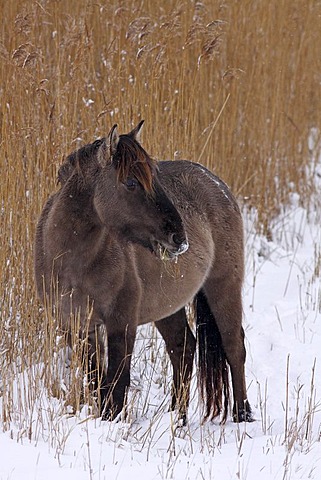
[169,233,189,255]
[171,233,184,246]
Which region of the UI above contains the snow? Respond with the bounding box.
[1,199,320,479]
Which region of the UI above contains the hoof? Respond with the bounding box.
[101,410,114,421]
[233,401,254,423]
[177,413,187,427]
[101,405,122,422]
[169,403,187,427]
[233,410,255,423]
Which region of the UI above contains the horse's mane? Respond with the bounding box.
[58,139,103,185]
[113,134,157,193]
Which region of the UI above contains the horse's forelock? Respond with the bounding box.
[113,135,156,193]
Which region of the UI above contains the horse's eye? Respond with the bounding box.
[124,178,139,190]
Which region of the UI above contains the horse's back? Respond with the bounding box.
[158,160,240,214]
[158,160,243,246]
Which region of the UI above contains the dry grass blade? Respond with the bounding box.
[0,0,320,451]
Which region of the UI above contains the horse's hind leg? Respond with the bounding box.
[155,308,196,424]
[202,278,253,422]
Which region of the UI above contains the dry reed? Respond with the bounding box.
[0,0,320,435]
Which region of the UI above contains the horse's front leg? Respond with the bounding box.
[101,324,136,420]
[86,326,107,406]
[155,309,196,426]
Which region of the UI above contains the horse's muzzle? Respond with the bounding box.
[169,233,189,256]
[175,239,189,255]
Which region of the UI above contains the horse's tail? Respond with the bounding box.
[196,289,230,423]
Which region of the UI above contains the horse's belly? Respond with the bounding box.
[138,249,213,324]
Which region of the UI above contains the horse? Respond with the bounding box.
[34,121,253,425]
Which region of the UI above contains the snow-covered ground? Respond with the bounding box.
[1,193,320,479]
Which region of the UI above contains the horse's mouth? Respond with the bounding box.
[153,240,189,261]
[157,243,176,261]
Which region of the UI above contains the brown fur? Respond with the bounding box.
[35,122,253,424]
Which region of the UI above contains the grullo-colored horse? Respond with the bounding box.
[35,121,253,424]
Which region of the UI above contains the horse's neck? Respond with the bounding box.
[51,183,106,254]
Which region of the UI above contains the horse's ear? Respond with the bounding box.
[128,120,144,141]
[98,124,119,165]
[108,124,119,156]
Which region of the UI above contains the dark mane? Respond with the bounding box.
[58,139,103,185]
[113,135,157,193]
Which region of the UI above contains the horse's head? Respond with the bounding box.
[93,121,188,259]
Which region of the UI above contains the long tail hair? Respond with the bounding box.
[196,290,230,423]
